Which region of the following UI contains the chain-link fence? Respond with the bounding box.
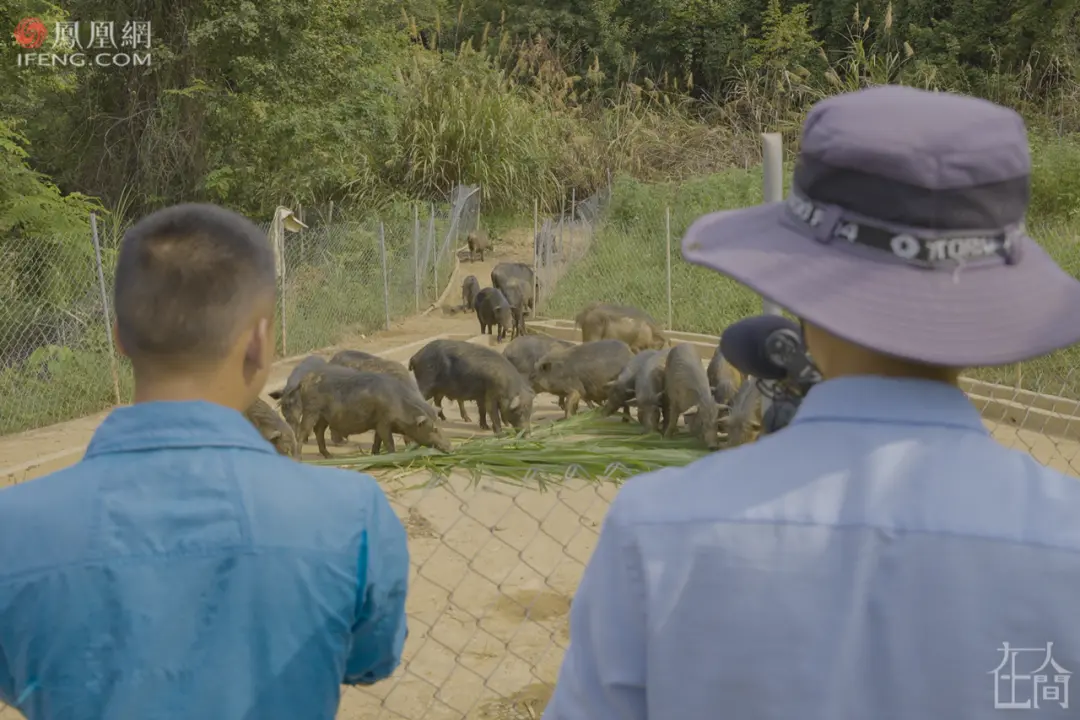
[537,177,1080,480]
[332,470,611,720]
[538,179,762,332]
[0,227,133,437]
[532,186,612,314]
[0,451,610,720]
[274,185,479,357]
[0,185,479,437]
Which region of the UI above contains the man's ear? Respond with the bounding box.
[112,321,128,358]
[245,317,272,371]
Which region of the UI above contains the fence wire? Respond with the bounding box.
[0,186,478,438]
[2,174,1080,720]
[328,471,612,720]
[0,232,133,436]
[535,183,1080,481]
[533,187,611,314]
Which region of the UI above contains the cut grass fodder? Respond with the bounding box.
[308,411,715,486]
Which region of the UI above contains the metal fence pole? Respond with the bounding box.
[665,206,673,330]
[533,198,539,310]
[276,213,288,356]
[558,193,566,255]
[761,133,784,316]
[413,203,421,313]
[476,186,482,233]
[761,133,784,420]
[429,203,437,299]
[379,222,391,330]
[90,212,122,405]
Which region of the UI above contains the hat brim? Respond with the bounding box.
[681,203,1080,367]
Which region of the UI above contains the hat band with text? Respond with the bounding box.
[785,192,1025,270]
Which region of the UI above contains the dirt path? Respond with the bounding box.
[0,229,538,487]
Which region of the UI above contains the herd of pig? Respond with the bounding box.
[240,300,763,462]
[455,261,537,342]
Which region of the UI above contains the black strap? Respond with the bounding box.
[786,192,1022,268]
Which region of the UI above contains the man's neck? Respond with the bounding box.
[132,373,251,412]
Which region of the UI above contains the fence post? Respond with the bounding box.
[558,193,566,255]
[476,185,482,233]
[276,212,288,356]
[90,212,122,406]
[665,206,673,330]
[760,133,784,420]
[761,133,784,316]
[328,200,334,223]
[379,222,391,330]
[429,203,437,299]
[413,204,421,313]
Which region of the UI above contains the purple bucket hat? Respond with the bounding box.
[681,85,1080,367]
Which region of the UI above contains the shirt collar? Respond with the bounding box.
[84,401,277,458]
[790,376,989,434]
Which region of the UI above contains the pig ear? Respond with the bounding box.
[415,414,430,427]
[268,430,282,441]
[510,396,521,410]
[268,390,283,400]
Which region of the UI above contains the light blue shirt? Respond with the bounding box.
[546,376,1080,719]
[0,401,409,720]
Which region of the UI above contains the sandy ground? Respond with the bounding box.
[2,225,1080,719]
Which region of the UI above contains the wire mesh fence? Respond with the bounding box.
[2,171,1080,720]
[0,230,133,436]
[0,185,479,437]
[334,471,611,720]
[536,180,1080,480]
[533,186,612,314]
[274,185,478,357]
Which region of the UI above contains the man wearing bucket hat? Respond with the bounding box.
[544,86,1080,719]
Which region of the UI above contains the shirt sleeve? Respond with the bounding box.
[343,484,410,685]
[543,491,647,719]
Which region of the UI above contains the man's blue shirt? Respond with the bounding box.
[546,376,1080,719]
[0,400,409,720]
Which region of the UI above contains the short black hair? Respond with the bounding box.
[114,203,276,365]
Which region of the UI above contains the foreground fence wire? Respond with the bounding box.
[2,160,1080,720]
[538,168,1080,481]
[0,185,479,437]
[332,472,612,720]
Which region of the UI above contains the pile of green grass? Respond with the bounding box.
[309,411,714,487]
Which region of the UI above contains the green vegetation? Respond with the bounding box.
[311,410,712,485]
[2,0,1079,433]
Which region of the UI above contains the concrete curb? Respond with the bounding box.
[525,318,1080,441]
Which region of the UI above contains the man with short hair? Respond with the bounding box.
[545,86,1080,719]
[0,204,409,719]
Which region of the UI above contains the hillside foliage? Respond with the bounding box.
[0,0,1077,307]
